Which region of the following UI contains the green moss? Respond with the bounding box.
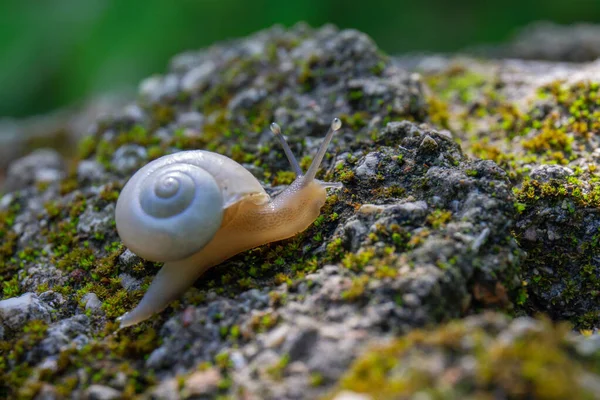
[0,320,49,397]
[425,66,487,104]
[99,182,122,203]
[336,168,355,184]
[309,372,325,387]
[15,330,160,398]
[250,312,279,333]
[2,276,20,298]
[514,178,600,209]
[425,209,452,229]
[59,178,78,196]
[341,275,369,301]
[214,352,232,369]
[297,54,319,92]
[150,105,176,128]
[340,112,369,130]
[342,249,375,272]
[328,315,600,400]
[272,170,296,186]
[44,201,63,219]
[370,60,387,76]
[266,354,290,380]
[78,135,98,159]
[348,90,364,102]
[426,95,450,129]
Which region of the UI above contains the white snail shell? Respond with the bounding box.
[115,150,269,262]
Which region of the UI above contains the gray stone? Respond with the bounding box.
[228,88,267,112]
[332,391,372,400]
[38,291,66,310]
[176,111,205,130]
[111,144,147,173]
[35,315,89,362]
[150,378,180,400]
[530,164,574,182]
[183,368,221,397]
[181,61,216,92]
[503,21,600,62]
[82,293,102,311]
[419,135,439,153]
[118,249,142,271]
[4,149,65,192]
[77,160,106,182]
[77,204,115,236]
[0,293,53,331]
[283,328,319,361]
[355,153,379,179]
[85,384,121,400]
[119,273,143,292]
[139,74,180,103]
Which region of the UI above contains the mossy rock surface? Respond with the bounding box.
[0,24,599,399]
[328,312,600,400]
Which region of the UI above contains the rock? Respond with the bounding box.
[0,293,53,331]
[530,164,574,182]
[228,88,267,113]
[354,153,379,179]
[4,149,64,192]
[283,328,319,361]
[328,313,600,399]
[34,315,89,363]
[181,62,216,93]
[118,249,142,270]
[35,383,60,400]
[150,378,180,400]
[20,266,66,294]
[183,368,221,397]
[77,204,115,236]
[77,160,106,183]
[2,23,600,400]
[111,144,147,173]
[118,273,143,292]
[176,111,205,130]
[262,324,291,348]
[85,384,121,400]
[418,134,438,154]
[82,293,102,311]
[503,21,600,62]
[38,291,66,310]
[139,74,180,103]
[333,392,372,400]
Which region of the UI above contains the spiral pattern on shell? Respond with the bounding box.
[116,156,225,263]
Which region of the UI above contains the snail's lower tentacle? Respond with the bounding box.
[117,260,208,329]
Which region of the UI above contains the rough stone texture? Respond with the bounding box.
[0,293,53,331]
[502,21,600,62]
[4,149,65,192]
[327,313,600,399]
[0,23,599,399]
[409,52,600,329]
[0,95,127,188]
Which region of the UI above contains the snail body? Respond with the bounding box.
[115,118,342,328]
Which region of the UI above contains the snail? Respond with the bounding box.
[115,118,342,328]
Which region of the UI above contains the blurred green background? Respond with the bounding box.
[2,0,600,118]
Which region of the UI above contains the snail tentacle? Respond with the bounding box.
[270,122,302,176]
[304,118,342,182]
